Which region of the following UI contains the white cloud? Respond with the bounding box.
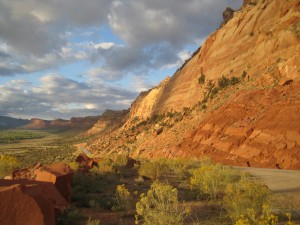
[0,74,137,119]
[0,0,243,118]
[94,42,115,50]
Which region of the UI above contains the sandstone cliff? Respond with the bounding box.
[129,0,299,118]
[87,0,300,169]
[87,109,129,135]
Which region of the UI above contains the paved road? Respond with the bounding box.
[235,167,300,210]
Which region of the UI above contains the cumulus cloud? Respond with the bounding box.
[99,0,242,77]
[0,0,111,56]
[0,0,243,118]
[0,74,136,119]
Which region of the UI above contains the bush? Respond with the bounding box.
[0,155,19,178]
[135,181,189,225]
[218,75,240,89]
[218,75,230,88]
[198,74,206,84]
[86,217,101,225]
[112,184,133,213]
[68,162,80,171]
[190,163,240,199]
[230,76,240,85]
[168,159,193,181]
[241,70,247,79]
[210,87,219,99]
[224,178,270,224]
[57,205,83,225]
[138,159,171,180]
[113,154,129,167]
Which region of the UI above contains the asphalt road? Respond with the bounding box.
[235,167,300,211]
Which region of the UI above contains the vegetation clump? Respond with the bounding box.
[86,217,101,225]
[138,159,171,180]
[112,184,133,213]
[0,155,19,178]
[0,129,44,144]
[224,178,270,224]
[218,75,240,89]
[190,161,241,199]
[198,74,206,84]
[135,181,189,225]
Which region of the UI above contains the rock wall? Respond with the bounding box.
[128,0,300,119]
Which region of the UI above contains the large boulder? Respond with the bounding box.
[34,163,74,201]
[76,153,99,169]
[0,179,67,225]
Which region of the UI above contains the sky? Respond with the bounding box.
[0,0,242,120]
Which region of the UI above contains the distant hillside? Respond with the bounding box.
[0,116,30,129]
[0,115,101,130]
[24,116,101,130]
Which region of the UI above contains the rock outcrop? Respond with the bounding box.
[76,153,99,170]
[221,7,235,26]
[1,162,74,225]
[0,179,67,225]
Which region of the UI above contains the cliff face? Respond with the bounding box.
[87,109,129,135]
[129,77,170,119]
[129,0,300,117]
[87,0,300,169]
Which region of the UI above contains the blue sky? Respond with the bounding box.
[0,0,242,119]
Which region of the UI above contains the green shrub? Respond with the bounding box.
[190,163,240,199]
[198,74,206,84]
[224,178,270,224]
[230,76,240,85]
[111,154,128,169]
[242,70,247,79]
[68,162,80,171]
[135,181,189,225]
[138,159,171,180]
[218,75,230,88]
[210,87,219,98]
[0,155,19,178]
[233,205,278,225]
[57,205,83,225]
[218,75,240,89]
[112,184,133,213]
[86,217,101,225]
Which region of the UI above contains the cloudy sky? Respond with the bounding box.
[0,0,242,119]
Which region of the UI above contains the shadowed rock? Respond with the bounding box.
[76,153,99,170]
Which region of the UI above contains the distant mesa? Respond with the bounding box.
[0,115,101,129]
